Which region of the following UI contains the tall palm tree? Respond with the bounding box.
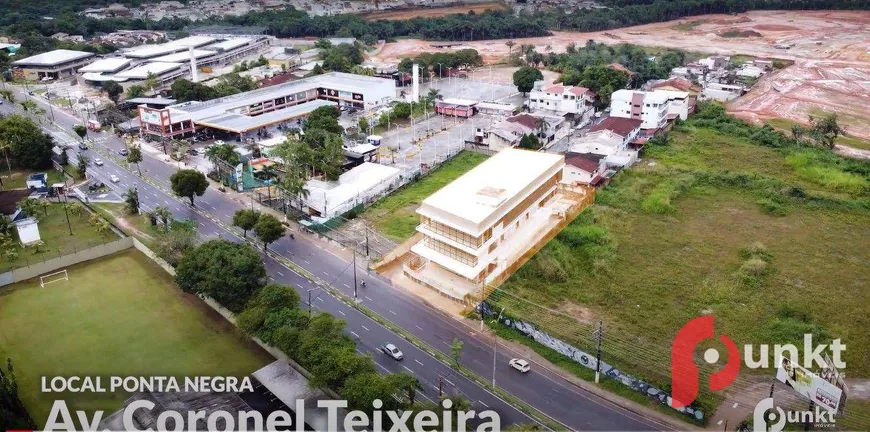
[505,40,516,57]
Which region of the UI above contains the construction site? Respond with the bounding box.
[369,10,870,144]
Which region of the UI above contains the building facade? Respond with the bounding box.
[609,90,669,130]
[528,81,595,123]
[410,149,565,290]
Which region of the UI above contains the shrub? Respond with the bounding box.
[236,306,267,335]
[756,198,788,216]
[786,151,868,193]
[740,258,768,277]
[740,241,771,261]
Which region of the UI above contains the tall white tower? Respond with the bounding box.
[411,63,420,103]
[189,46,198,82]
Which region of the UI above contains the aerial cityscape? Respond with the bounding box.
[0,1,867,431]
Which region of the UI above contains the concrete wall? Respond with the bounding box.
[0,237,133,287]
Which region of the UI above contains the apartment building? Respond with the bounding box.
[409,149,565,299]
[609,89,669,130]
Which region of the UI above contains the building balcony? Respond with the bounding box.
[416,224,486,257]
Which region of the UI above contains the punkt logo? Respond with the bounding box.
[670,316,846,408]
[753,397,836,432]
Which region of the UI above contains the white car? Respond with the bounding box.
[509,358,531,373]
[94,158,104,166]
[381,343,404,361]
[109,174,120,183]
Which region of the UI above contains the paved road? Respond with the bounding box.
[3,86,676,431]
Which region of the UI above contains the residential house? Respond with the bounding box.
[737,65,766,79]
[482,112,569,151]
[563,152,606,186]
[588,116,643,145]
[528,81,595,125]
[609,89,669,131]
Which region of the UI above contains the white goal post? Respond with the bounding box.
[39,269,69,288]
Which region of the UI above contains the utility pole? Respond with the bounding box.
[364,223,370,257]
[438,376,444,397]
[593,320,604,383]
[62,191,73,235]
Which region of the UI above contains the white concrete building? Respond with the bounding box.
[737,66,766,79]
[12,49,95,80]
[410,149,565,296]
[654,90,691,121]
[528,81,595,124]
[609,90,669,130]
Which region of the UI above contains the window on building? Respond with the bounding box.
[424,238,478,267]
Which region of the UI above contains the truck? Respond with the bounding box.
[87,119,101,131]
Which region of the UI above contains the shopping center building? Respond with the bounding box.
[138,71,395,139]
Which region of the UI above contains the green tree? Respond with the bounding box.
[451,338,464,367]
[387,372,424,406]
[73,124,87,142]
[0,115,54,169]
[512,66,543,95]
[171,78,217,102]
[175,240,267,312]
[304,105,343,134]
[102,80,123,104]
[76,153,89,178]
[505,40,516,57]
[126,85,146,99]
[392,102,412,119]
[357,117,369,134]
[253,213,284,252]
[18,100,37,112]
[143,71,159,92]
[518,133,541,150]
[232,209,260,238]
[169,169,209,206]
[123,187,139,214]
[809,113,845,149]
[205,142,240,166]
[579,65,629,107]
[341,373,400,411]
[127,145,143,176]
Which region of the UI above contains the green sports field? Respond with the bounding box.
[0,250,273,426]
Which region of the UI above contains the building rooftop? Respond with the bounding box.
[419,148,564,233]
[612,89,669,104]
[78,57,131,73]
[165,35,216,48]
[12,49,94,67]
[589,116,643,137]
[437,98,478,106]
[126,97,177,106]
[196,99,336,133]
[305,162,401,216]
[206,38,251,52]
[114,62,182,80]
[149,49,215,63]
[125,44,183,59]
[565,152,605,173]
[172,72,393,123]
[540,84,591,97]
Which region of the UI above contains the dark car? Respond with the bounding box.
[118,148,129,156]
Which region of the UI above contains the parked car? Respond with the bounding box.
[109,175,120,183]
[509,358,531,373]
[380,343,404,361]
[118,148,129,156]
[94,158,104,166]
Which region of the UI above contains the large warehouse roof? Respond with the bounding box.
[79,58,131,73]
[165,35,216,48]
[149,49,215,64]
[125,44,182,59]
[114,62,182,80]
[13,49,94,67]
[196,99,336,133]
[206,38,251,52]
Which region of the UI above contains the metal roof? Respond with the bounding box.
[12,49,94,67]
[126,97,177,106]
[148,49,215,64]
[114,62,182,80]
[165,35,216,48]
[125,44,184,59]
[206,38,251,52]
[196,99,336,133]
[78,58,131,73]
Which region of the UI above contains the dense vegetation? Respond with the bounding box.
[0,360,36,431]
[0,115,56,170]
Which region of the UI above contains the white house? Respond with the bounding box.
[653,90,691,121]
[563,152,606,186]
[528,81,595,124]
[609,90,669,131]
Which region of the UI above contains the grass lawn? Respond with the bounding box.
[92,202,158,247]
[362,151,489,241]
[0,168,66,191]
[0,250,273,426]
[492,121,870,419]
[1,203,116,273]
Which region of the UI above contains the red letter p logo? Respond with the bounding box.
[671,316,740,408]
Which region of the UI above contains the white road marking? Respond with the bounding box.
[365,296,373,301]
[316,297,324,302]
[343,283,350,289]
[415,359,424,366]
[389,310,397,315]
[477,400,489,408]
[403,366,414,373]
[361,325,369,331]
[303,260,310,264]
[444,378,455,386]
[350,331,359,338]
[415,325,423,331]
[277,271,284,276]
[338,310,346,316]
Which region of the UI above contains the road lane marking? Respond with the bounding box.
[338,310,346,316]
[477,400,489,408]
[443,378,455,386]
[415,325,423,331]
[389,310,397,315]
[350,331,359,338]
[343,283,350,289]
[277,271,284,276]
[303,260,310,264]
[402,366,414,373]
[316,297,324,302]
[415,359,424,366]
[365,296,373,301]
[361,325,369,331]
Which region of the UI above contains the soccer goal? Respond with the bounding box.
[39,269,69,288]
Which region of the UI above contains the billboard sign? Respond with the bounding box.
[140,109,161,125]
[776,357,843,413]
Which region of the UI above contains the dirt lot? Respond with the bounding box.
[361,1,507,20]
[370,10,870,140]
